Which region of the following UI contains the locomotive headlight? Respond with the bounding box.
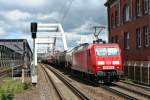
[116,66,120,69]
[112,61,120,64]
[97,61,105,65]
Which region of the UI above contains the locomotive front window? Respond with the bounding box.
[96,48,107,56]
[96,47,119,56]
[107,48,118,56]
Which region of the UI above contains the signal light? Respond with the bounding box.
[31,22,37,39]
[32,33,36,39]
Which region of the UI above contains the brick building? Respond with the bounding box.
[105,0,150,62]
[105,0,150,85]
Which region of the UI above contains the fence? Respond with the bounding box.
[124,61,150,86]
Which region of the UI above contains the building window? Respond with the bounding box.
[111,36,114,43]
[111,35,118,43]
[0,51,1,59]
[136,0,141,16]
[143,26,149,47]
[115,11,119,27]
[111,14,113,29]
[123,4,130,23]
[111,14,115,29]
[124,32,130,50]
[144,0,149,14]
[115,35,118,43]
[136,28,142,48]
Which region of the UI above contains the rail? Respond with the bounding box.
[113,81,150,99]
[42,65,65,100]
[45,64,90,100]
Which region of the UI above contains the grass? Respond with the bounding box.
[0,77,28,100]
[123,78,134,83]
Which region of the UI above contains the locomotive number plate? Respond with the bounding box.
[103,66,115,69]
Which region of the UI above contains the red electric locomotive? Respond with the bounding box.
[71,43,122,83]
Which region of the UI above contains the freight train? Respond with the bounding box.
[49,43,123,83]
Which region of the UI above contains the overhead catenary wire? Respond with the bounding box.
[59,0,70,17]
[60,0,74,23]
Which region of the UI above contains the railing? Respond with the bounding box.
[124,61,150,86]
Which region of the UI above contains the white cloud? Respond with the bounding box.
[37,11,60,22]
[0,20,5,25]
[0,0,47,7]
[65,32,94,48]
[19,34,33,49]
[71,20,100,34]
[0,27,6,35]
[0,0,107,49]
[0,10,30,22]
[65,30,108,48]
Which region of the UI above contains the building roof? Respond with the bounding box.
[0,39,32,54]
[104,0,115,7]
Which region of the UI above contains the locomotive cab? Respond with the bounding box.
[94,44,122,82]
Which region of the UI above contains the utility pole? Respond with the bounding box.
[53,37,56,55]
[22,41,27,83]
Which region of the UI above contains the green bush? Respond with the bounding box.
[0,77,28,100]
[0,92,14,100]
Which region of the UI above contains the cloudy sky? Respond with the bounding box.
[0,0,107,49]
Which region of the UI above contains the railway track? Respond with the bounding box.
[84,77,150,100]
[109,84,149,100]
[80,78,137,100]
[97,84,137,100]
[41,65,66,100]
[119,80,150,91]
[44,64,150,100]
[112,81,150,99]
[81,77,150,100]
[0,69,11,78]
[42,64,90,100]
[60,68,137,99]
